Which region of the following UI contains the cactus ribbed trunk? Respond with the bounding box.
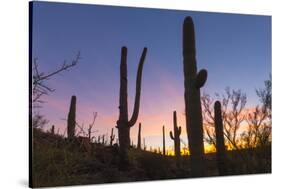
[137,123,142,149]
[170,111,181,165]
[67,96,76,139]
[162,125,166,156]
[117,46,147,169]
[214,101,228,175]
[183,17,207,177]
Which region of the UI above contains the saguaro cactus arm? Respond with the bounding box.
[170,131,175,140]
[128,48,147,127]
[195,69,208,88]
[178,126,182,135]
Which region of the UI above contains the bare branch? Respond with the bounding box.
[32,52,81,108]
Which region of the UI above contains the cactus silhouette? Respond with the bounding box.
[137,123,142,149]
[110,128,115,146]
[143,138,146,151]
[67,95,76,139]
[51,125,55,135]
[214,101,228,175]
[183,17,207,176]
[116,46,147,168]
[170,111,181,164]
[162,125,166,156]
[102,135,105,145]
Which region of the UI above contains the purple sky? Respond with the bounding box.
[32,1,271,150]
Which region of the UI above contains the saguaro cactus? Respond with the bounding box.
[51,125,55,134]
[102,135,105,145]
[116,46,147,168]
[143,138,146,151]
[67,95,76,139]
[183,17,207,177]
[214,101,228,175]
[137,123,142,149]
[162,125,166,156]
[170,111,181,160]
[110,128,115,146]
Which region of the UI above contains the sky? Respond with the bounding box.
[32,1,271,151]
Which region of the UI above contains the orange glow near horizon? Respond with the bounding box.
[40,88,264,151]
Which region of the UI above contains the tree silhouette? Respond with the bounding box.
[31,52,80,129]
[202,87,247,150]
[32,52,80,108]
[242,76,272,148]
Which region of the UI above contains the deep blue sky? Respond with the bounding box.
[32,1,271,149]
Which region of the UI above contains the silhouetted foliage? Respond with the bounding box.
[32,52,80,108]
[202,87,247,150]
[242,76,272,148]
[32,114,49,129]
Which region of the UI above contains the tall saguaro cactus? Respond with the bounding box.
[162,125,166,156]
[116,46,147,168]
[137,123,142,149]
[214,101,228,175]
[183,17,207,177]
[170,111,182,160]
[67,95,76,139]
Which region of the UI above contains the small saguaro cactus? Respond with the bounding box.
[183,16,207,177]
[102,135,105,145]
[110,128,115,146]
[51,125,55,135]
[162,125,166,156]
[143,138,146,151]
[67,95,76,139]
[116,46,147,168]
[170,111,182,160]
[214,101,228,175]
[137,123,142,149]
